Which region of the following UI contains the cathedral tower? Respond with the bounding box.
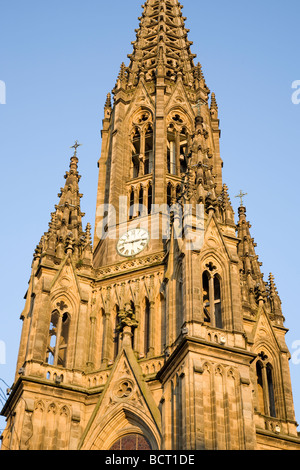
[1,0,299,451]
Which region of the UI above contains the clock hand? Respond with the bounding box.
[124,238,147,244]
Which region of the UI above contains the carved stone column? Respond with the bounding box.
[148,300,155,357]
[87,316,96,369]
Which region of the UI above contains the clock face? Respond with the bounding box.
[117,228,149,257]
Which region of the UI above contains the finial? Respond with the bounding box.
[70,140,82,157]
[85,223,92,245]
[104,92,112,109]
[221,184,231,206]
[194,62,203,81]
[268,273,278,295]
[210,92,218,110]
[235,190,248,207]
[118,62,127,81]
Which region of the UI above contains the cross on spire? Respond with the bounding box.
[70,140,82,156]
[235,190,248,207]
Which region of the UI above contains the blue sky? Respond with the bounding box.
[0,0,299,436]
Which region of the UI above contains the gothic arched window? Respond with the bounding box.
[202,271,211,323]
[202,271,223,329]
[167,126,176,175]
[129,187,135,220]
[144,124,154,175]
[267,363,276,418]
[110,434,152,451]
[214,276,222,329]
[167,118,191,176]
[255,355,277,418]
[46,308,70,367]
[179,127,188,174]
[147,184,153,215]
[132,128,141,179]
[138,186,144,217]
[256,361,265,414]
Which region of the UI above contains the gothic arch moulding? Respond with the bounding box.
[49,290,78,318]
[129,107,154,130]
[166,106,194,134]
[200,250,227,274]
[80,403,161,450]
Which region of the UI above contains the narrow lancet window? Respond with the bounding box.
[267,364,276,418]
[202,272,210,323]
[138,187,144,217]
[46,309,70,367]
[202,270,223,329]
[132,128,141,178]
[144,124,154,175]
[256,361,265,414]
[255,357,277,418]
[167,125,176,175]
[148,184,153,215]
[179,128,188,174]
[129,188,135,220]
[214,276,222,329]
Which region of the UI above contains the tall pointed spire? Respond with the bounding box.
[33,142,92,266]
[55,141,84,244]
[267,273,284,324]
[104,92,112,110]
[113,0,206,93]
[237,205,266,310]
[220,183,235,225]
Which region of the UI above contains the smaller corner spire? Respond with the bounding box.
[194,62,203,81]
[267,272,284,322]
[104,92,112,110]
[210,92,218,111]
[221,183,235,225]
[268,273,278,295]
[118,62,127,82]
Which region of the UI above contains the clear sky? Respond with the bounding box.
[0,0,299,436]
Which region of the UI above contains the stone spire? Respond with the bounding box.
[220,184,235,225]
[104,92,112,110]
[210,92,218,110]
[33,142,92,266]
[210,92,219,120]
[237,205,266,310]
[267,273,284,324]
[113,0,208,93]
